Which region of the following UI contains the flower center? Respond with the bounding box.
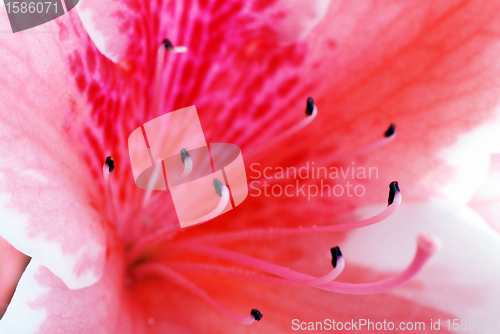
[98,40,439,326]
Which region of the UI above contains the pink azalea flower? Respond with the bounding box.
[1,0,500,332]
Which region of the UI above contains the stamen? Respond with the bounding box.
[251,309,263,321]
[317,233,442,294]
[135,263,260,324]
[102,156,116,182]
[169,250,345,287]
[163,39,174,51]
[102,162,110,183]
[178,233,440,295]
[331,246,342,268]
[178,180,229,227]
[102,156,119,225]
[213,179,223,197]
[105,156,115,173]
[152,43,167,117]
[142,162,163,207]
[152,40,188,116]
[180,148,190,163]
[271,97,318,143]
[179,182,401,245]
[321,123,396,164]
[388,181,400,205]
[179,148,193,180]
[131,181,231,259]
[163,39,188,53]
[305,97,315,116]
[384,123,396,137]
[247,97,318,159]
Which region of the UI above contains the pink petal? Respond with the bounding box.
[469,153,500,233]
[0,13,106,289]
[437,117,500,205]
[63,0,500,234]
[0,246,137,334]
[177,0,500,204]
[76,0,142,63]
[342,200,500,320]
[77,0,330,63]
[131,266,455,333]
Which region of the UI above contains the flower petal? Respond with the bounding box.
[436,115,500,205]
[76,0,142,63]
[341,199,500,320]
[71,0,500,233]
[76,0,330,63]
[184,0,500,204]
[0,13,106,289]
[0,250,135,334]
[469,153,500,233]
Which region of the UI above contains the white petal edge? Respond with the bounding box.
[0,260,47,334]
[341,199,500,323]
[0,191,104,290]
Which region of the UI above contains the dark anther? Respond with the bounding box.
[163,39,174,51]
[105,156,115,174]
[384,123,396,137]
[213,179,223,197]
[251,309,263,321]
[180,148,190,164]
[305,97,315,116]
[330,246,342,268]
[388,181,400,205]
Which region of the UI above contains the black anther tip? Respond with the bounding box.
[213,179,223,197]
[384,123,396,137]
[305,97,315,116]
[251,309,263,321]
[330,246,342,268]
[180,148,190,164]
[105,156,115,173]
[388,181,400,205]
[163,39,174,50]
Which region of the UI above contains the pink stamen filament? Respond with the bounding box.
[102,162,120,226]
[180,192,401,246]
[168,256,345,287]
[317,233,442,294]
[324,133,396,164]
[128,185,231,261]
[152,44,167,116]
[130,191,399,263]
[135,263,258,324]
[152,42,187,116]
[252,126,396,180]
[272,105,318,143]
[171,46,188,53]
[249,105,318,159]
[142,163,163,207]
[102,163,110,183]
[177,232,440,295]
[181,184,230,226]
[179,156,193,180]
